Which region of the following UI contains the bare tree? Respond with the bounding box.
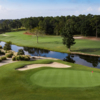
[31,27,45,43]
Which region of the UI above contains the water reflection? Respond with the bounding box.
[63,54,75,63]
[24,47,50,56]
[0,41,100,68]
[63,54,100,68]
[77,54,100,67]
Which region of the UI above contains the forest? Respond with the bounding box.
[0,14,100,37]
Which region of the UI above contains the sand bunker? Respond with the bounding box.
[17,62,71,71]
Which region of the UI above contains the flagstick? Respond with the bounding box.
[91,71,93,76]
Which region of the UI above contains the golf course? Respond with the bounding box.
[1,0,100,99]
[0,31,100,100]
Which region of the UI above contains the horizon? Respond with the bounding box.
[0,13,98,20]
[0,0,100,19]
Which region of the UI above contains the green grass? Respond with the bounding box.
[0,31,100,55]
[31,69,100,87]
[0,59,100,100]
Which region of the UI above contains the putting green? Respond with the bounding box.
[30,69,100,87]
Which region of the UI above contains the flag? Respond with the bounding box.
[92,71,93,73]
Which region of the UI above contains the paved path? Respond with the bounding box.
[0,58,16,66]
[30,56,58,60]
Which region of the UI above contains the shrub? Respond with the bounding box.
[6,53,13,58]
[16,55,21,61]
[24,55,30,61]
[17,49,25,55]
[0,57,2,62]
[12,56,16,61]
[6,50,13,53]
[0,50,5,55]
[1,56,6,60]
[3,41,12,51]
[12,55,30,61]
[0,45,2,49]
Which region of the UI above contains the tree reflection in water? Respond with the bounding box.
[77,54,100,67]
[24,47,50,56]
[63,54,100,67]
[63,54,75,63]
[0,41,100,68]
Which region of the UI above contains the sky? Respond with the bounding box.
[0,0,100,19]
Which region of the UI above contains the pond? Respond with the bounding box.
[0,41,100,68]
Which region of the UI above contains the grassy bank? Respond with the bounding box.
[0,59,100,100]
[0,31,100,55]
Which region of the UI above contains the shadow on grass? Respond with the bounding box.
[11,29,26,32]
[39,41,62,44]
[73,48,100,53]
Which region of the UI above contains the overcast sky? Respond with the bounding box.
[0,0,100,19]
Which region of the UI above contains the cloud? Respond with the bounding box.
[0,5,8,12]
[98,7,100,11]
[87,7,93,12]
[0,5,3,10]
[0,1,100,19]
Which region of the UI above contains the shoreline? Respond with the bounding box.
[71,52,100,57]
[0,40,100,57]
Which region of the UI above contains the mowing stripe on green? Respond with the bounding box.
[30,69,100,87]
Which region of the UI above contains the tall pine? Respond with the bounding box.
[61,19,75,52]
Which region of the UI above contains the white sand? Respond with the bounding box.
[17,62,71,71]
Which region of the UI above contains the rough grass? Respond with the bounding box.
[0,59,100,100]
[0,31,100,55]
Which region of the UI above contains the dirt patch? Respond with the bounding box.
[74,36,83,39]
[84,36,100,41]
[17,62,71,71]
[74,36,100,41]
[24,32,34,35]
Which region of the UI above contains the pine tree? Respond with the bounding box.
[61,19,75,52]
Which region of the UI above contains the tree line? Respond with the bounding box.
[0,14,100,37]
[0,19,22,33]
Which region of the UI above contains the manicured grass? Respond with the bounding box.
[31,69,100,87]
[0,59,100,100]
[0,31,100,55]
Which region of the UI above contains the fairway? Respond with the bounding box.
[30,69,100,87]
[0,31,100,55]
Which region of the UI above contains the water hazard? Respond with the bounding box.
[0,41,100,68]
